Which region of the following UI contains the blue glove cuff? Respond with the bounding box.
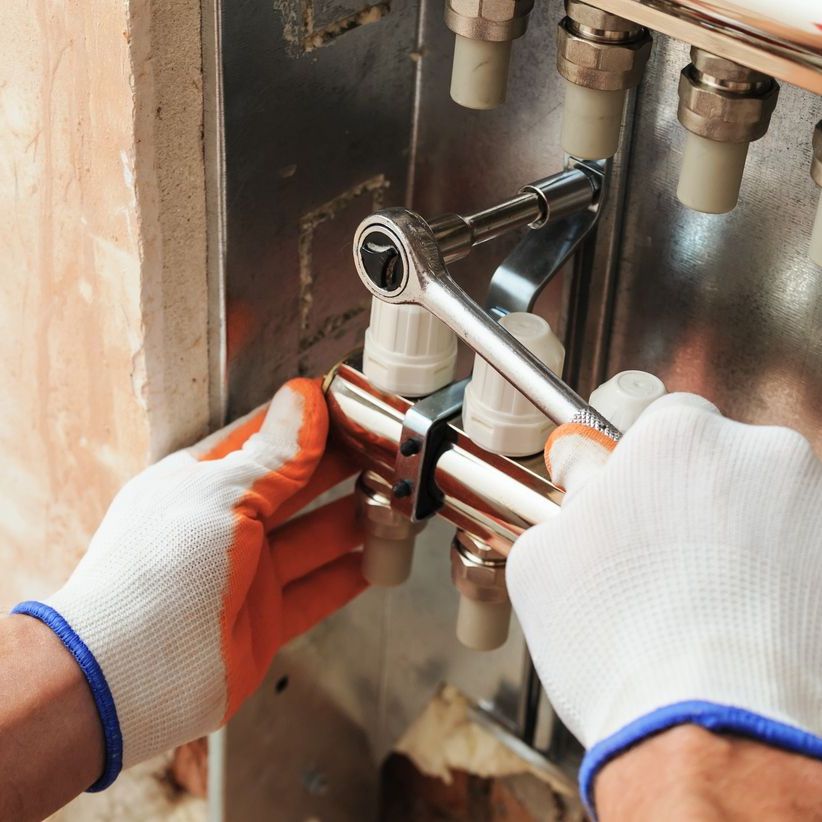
[11,601,123,791]
[580,700,822,820]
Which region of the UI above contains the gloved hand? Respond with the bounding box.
[13,378,366,791]
[507,393,822,815]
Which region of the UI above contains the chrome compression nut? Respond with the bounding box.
[811,120,822,187]
[356,473,425,544]
[356,472,426,587]
[444,0,534,42]
[557,0,651,91]
[677,47,779,143]
[450,530,509,604]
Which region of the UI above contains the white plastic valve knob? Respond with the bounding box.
[588,370,667,432]
[462,312,565,457]
[363,298,458,397]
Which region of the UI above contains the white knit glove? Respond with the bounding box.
[13,379,365,791]
[507,393,822,815]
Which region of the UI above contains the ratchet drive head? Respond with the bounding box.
[353,209,445,304]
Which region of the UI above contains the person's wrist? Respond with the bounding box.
[0,615,104,819]
[595,724,822,822]
[12,599,123,789]
[9,615,105,778]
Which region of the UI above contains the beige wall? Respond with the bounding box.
[0,0,211,816]
[0,0,210,599]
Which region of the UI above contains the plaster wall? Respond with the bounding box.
[0,0,210,816]
[0,0,210,611]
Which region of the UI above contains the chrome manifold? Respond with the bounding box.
[325,356,564,650]
[325,356,562,555]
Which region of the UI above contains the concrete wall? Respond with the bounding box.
[0,0,210,816]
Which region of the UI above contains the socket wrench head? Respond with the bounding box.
[353,209,442,305]
[352,205,621,435]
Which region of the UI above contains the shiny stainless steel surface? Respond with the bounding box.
[523,163,604,223]
[486,161,607,315]
[212,0,821,813]
[589,0,822,94]
[486,211,599,315]
[430,193,544,260]
[603,36,822,453]
[393,377,467,521]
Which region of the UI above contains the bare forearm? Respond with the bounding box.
[0,615,103,821]
[596,725,822,822]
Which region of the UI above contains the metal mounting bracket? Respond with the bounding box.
[392,378,469,522]
[486,159,608,317]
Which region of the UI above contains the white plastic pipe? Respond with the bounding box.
[456,596,511,651]
[677,132,750,214]
[450,35,512,110]
[561,79,626,160]
[810,190,822,268]
[362,535,416,587]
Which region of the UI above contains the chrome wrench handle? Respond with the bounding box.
[352,208,621,440]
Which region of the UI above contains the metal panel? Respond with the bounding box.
[605,36,822,451]
[412,1,572,306]
[216,0,548,818]
[215,0,822,816]
[220,0,418,418]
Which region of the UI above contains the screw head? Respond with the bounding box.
[399,438,421,457]
[392,480,413,498]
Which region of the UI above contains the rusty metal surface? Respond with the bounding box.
[220,0,418,420]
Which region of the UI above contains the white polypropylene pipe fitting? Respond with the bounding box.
[450,35,512,110]
[462,312,565,457]
[677,132,750,214]
[362,535,416,587]
[561,80,626,160]
[456,597,511,651]
[589,370,667,432]
[810,191,822,268]
[363,298,458,397]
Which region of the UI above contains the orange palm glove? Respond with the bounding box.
[13,378,366,791]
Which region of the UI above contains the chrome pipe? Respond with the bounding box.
[325,361,562,554]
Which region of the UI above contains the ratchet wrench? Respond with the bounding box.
[352,206,621,440]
